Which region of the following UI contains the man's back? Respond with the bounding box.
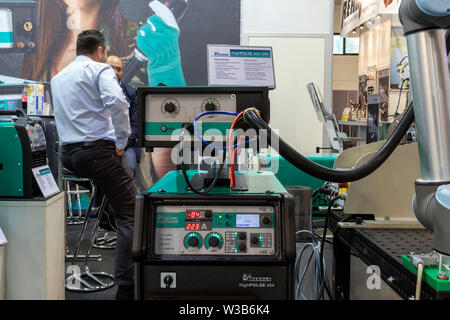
[51,55,130,150]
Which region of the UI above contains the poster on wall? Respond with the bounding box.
[390,27,410,90]
[378,68,389,121]
[0,0,241,87]
[0,0,242,192]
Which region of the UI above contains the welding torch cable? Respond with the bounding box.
[179,129,226,196]
[243,103,415,183]
[228,112,244,188]
[193,110,256,150]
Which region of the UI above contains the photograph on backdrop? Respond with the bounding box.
[0,0,241,192]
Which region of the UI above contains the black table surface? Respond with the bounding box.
[328,211,450,300]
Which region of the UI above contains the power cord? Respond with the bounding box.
[294,186,337,300]
[180,129,226,196]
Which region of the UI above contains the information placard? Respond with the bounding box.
[32,165,60,198]
[207,45,275,88]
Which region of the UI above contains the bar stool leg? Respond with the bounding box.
[66,180,84,225]
[66,182,114,292]
[93,231,117,249]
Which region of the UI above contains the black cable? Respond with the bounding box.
[180,130,226,196]
[244,103,415,183]
[318,195,341,300]
[392,78,407,118]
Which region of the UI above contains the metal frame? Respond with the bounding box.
[329,211,450,300]
[63,175,114,292]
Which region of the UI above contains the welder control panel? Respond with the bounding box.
[154,205,276,256]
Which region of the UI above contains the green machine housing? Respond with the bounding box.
[260,153,338,216]
[133,170,296,300]
[0,113,47,198]
[401,256,450,299]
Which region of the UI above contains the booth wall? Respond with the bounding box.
[242,0,334,153]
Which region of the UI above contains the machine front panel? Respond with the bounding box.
[144,93,237,142]
[154,205,277,256]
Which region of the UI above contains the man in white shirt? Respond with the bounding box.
[51,30,136,300]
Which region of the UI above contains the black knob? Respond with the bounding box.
[238,232,247,241]
[164,102,176,113]
[163,275,173,288]
[251,236,259,245]
[205,211,212,218]
[238,243,246,251]
[261,216,271,225]
[209,237,219,247]
[204,102,216,111]
[188,236,199,247]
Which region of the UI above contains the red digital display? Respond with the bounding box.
[185,223,200,230]
[186,211,201,219]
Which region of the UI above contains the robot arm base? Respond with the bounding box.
[414,181,450,255]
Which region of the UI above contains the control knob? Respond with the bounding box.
[204,102,217,111]
[205,232,223,249]
[184,233,202,249]
[164,102,177,113]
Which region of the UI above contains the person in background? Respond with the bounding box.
[107,55,142,176]
[51,30,136,300]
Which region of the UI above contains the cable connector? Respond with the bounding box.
[409,252,439,268]
[243,108,261,123]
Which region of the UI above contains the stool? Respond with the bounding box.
[63,169,114,292]
[93,230,117,249]
[64,178,87,225]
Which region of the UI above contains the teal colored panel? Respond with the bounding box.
[262,153,337,192]
[0,123,23,196]
[156,212,184,228]
[148,170,287,195]
[145,122,232,136]
[0,32,13,44]
[230,49,271,58]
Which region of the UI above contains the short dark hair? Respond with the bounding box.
[76,30,106,56]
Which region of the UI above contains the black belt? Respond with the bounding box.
[62,140,114,151]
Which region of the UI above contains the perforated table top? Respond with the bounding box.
[356,228,434,262]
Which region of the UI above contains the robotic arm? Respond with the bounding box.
[398,0,450,256]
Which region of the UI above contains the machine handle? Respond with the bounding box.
[0,109,27,118]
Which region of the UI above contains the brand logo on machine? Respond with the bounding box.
[242,273,272,283]
[239,273,275,289]
[213,51,229,57]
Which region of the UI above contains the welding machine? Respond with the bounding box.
[0,110,47,198]
[0,1,38,53]
[133,86,296,300]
